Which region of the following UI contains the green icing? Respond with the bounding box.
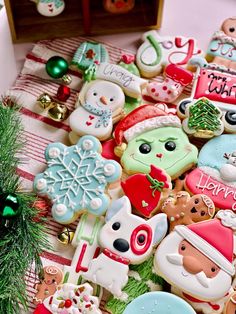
[118,61,140,77]
[75,213,103,245]
[121,127,198,178]
[105,255,163,314]
[140,35,162,66]
[124,96,141,114]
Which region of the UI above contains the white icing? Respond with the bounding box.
[128,270,141,281]
[82,139,94,151]
[36,1,65,17]
[55,204,67,216]
[124,115,181,142]
[36,178,47,190]
[104,163,116,176]
[216,210,236,230]
[48,147,60,158]
[220,164,236,181]
[90,198,102,210]
[200,166,236,188]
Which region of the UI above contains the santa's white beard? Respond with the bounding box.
[154,231,232,301]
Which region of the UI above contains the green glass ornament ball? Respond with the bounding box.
[46,56,69,79]
[0,193,21,219]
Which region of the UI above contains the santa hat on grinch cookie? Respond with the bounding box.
[175,210,236,276]
[114,104,181,147]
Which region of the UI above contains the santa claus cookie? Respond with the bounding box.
[146,64,193,104]
[121,165,172,218]
[69,80,125,143]
[185,134,236,210]
[155,210,236,302]
[114,104,198,179]
[161,192,215,232]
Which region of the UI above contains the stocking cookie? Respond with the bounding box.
[82,196,167,297]
[121,165,172,217]
[155,210,236,301]
[69,80,125,143]
[146,64,193,103]
[34,135,122,224]
[161,192,215,232]
[114,104,198,179]
[33,266,63,305]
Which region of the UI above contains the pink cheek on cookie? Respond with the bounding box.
[184,145,192,152]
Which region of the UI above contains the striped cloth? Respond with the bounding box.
[8,36,192,314]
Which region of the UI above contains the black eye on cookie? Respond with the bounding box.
[112,222,121,230]
[139,143,151,154]
[164,141,176,151]
[229,27,235,33]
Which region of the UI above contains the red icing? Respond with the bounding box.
[103,248,130,265]
[186,168,236,210]
[121,165,170,217]
[130,224,153,255]
[183,293,221,310]
[33,304,52,314]
[188,218,233,263]
[75,243,88,273]
[165,64,193,85]
[194,68,236,105]
[101,138,120,162]
[174,38,195,65]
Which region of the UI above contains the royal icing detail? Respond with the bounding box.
[82,196,167,297]
[207,17,236,68]
[182,98,224,138]
[155,211,236,301]
[123,292,196,314]
[136,30,202,78]
[161,191,215,232]
[146,64,193,103]
[71,42,109,72]
[185,134,236,210]
[43,283,102,314]
[34,135,122,224]
[224,291,236,314]
[121,165,171,217]
[32,0,65,17]
[69,80,125,142]
[95,62,147,98]
[114,105,198,179]
[103,0,135,14]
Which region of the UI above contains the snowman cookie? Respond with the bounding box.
[69,80,125,143]
[31,0,65,17]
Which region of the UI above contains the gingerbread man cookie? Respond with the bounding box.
[33,266,63,305]
[161,192,215,232]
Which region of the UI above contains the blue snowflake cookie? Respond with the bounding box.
[34,135,122,224]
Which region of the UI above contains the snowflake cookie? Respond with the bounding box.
[34,135,122,224]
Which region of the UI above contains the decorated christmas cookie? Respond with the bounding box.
[103,0,135,14]
[147,64,193,103]
[224,291,236,314]
[161,191,215,232]
[71,42,109,72]
[69,80,125,142]
[114,104,198,179]
[82,196,167,297]
[118,54,140,77]
[121,165,172,217]
[34,135,122,224]
[181,97,224,138]
[155,210,236,301]
[136,30,202,78]
[33,266,63,305]
[206,17,236,70]
[185,134,236,210]
[31,0,65,17]
[123,291,196,314]
[43,283,102,314]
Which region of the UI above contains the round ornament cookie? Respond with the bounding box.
[31,0,65,17]
[114,104,198,179]
[123,291,196,314]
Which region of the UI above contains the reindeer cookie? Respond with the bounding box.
[161,192,215,232]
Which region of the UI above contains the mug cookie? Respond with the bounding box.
[34,135,122,224]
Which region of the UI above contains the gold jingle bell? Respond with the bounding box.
[61,74,72,85]
[37,93,52,109]
[57,227,75,245]
[47,102,69,122]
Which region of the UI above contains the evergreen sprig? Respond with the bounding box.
[0,99,50,313]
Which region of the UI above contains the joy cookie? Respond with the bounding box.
[121,165,172,217]
[155,210,236,301]
[146,64,193,103]
[136,30,202,78]
[34,135,122,224]
[31,0,65,17]
[33,266,63,305]
[69,80,125,142]
[206,17,236,70]
[103,0,135,14]
[43,283,102,314]
[71,41,109,72]
[82,196,167,297]
[123,291,196,314]
[114,104,198,179]
[161,191,215,232]
[185,134,236,210]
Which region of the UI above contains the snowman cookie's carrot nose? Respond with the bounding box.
[100,96,108,105]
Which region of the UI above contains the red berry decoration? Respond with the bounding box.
[57,85,71,102]
[64,299,72,308]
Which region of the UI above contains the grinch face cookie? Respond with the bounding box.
[155,210,236,301]
[114,105,198,179]
[185,134,236,210]
[69,80,125,142]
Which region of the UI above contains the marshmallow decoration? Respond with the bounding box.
[82,196,168,297]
